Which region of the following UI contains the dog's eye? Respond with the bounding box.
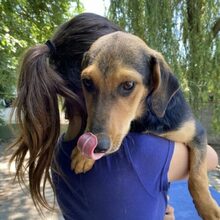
[122,81,135,90]
[82,78,95,92]
[118,81,136,96]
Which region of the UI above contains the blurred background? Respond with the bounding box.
[0,0,220,219]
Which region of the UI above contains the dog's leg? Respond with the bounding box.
[188,122,220,220]
[71,148,95,174]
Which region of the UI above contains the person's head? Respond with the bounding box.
[10,13,121,211]
[51,13,121,119]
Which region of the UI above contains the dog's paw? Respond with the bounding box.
[71,148,95,174]
[200,208,220,220]
[203,206,220,220]
[195,198,220,220]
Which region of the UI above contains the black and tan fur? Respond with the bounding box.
[72,31,220,219]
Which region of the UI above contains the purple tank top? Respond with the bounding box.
[52,132,174,220]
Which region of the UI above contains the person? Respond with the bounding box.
[10,13,218,220]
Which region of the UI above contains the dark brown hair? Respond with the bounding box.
[10,13,120,211]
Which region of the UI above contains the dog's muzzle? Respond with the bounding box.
[77,132,110,160]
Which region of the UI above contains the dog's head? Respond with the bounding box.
[80,31,179,154]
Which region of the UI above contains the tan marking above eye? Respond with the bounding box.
[82,64,144,95]
[81,65,102,85]
[112,67,143,84]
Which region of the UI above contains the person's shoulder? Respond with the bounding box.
[54,134,78,159]
[127,132,173,147]
[123,132,174,164]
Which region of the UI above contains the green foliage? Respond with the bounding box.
[0,0,83,101]
[108,0,220,133]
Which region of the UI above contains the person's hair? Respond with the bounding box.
[10,13,121,211]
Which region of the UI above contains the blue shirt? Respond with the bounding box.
[52,132,174,220]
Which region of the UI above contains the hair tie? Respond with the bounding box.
[45,40,56,56]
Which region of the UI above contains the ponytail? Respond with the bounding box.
[10,44,85,211]
[9,12,121,213]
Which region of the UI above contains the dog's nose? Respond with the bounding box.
[94,134,110,153]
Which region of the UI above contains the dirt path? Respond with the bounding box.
[0,142,63,220]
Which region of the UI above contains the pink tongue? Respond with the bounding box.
[77,132,105,160]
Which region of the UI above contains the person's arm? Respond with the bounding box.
[168,143,219,182]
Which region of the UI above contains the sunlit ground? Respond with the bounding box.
[0,142,63,220]
[208,165,220,192]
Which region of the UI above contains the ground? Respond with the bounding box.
[0,142,63,220]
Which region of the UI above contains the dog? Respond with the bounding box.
[71,31,220,219]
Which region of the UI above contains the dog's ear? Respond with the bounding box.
[81,52,90,70]
[150,56,180,118]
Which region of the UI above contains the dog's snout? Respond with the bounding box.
[94,133,110,153]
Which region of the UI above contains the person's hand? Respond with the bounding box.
[164,204,175,220]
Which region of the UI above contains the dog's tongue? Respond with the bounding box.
[77,132,105,160]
